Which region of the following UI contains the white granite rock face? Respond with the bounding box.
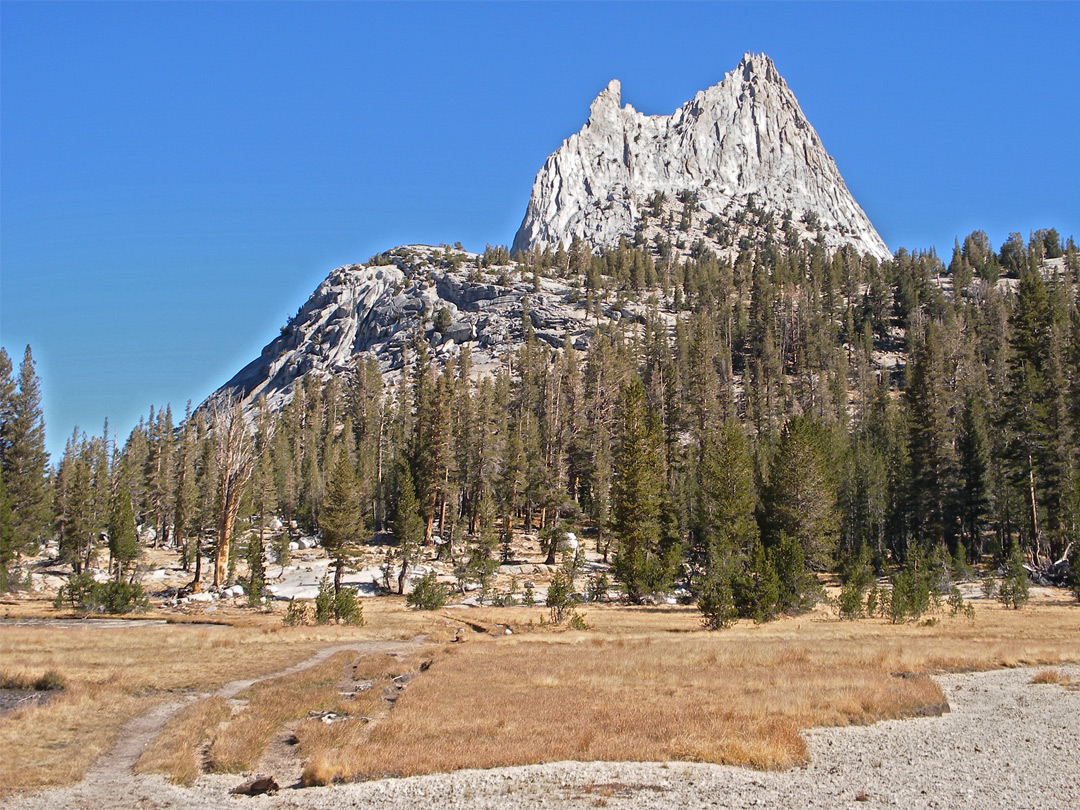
[208,245,651,414]
[512,53,890,263]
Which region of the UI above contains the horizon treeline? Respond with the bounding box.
[2,223,1079,620]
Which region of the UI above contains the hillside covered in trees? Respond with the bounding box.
[2,225,1079,623]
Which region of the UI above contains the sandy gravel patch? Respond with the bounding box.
[4,664,1078,810]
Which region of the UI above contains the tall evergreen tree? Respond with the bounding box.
[762,415,840,572]
[321,449,366,594]
[392,461,424,595]
[0,347,51,573]
[108,484,139,581]
[610,375,672,600]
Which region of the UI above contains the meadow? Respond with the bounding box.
[2,592,1078,796]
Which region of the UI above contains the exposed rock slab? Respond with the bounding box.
[512,53,890,262]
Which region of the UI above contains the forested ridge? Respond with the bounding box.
[2,224,1078,622]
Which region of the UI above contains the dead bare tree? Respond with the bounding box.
[212,395,255,588]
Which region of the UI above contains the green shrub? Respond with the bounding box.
[283,598,309,626]
[865,583,881,618]
[312,578,366,625]
[0,669,64,691]
[997,542,1030,610]
[837,544,872,621]
[54,573,148,614]
[334,588,365,625]
[54,572,98,611]
[1069,544,1080,603]
[946,586,966,616]
[314,578,335,624]
[546,569,574,625]
[435,307,453,334]
[586,572,610,603]
[698,573,737,630]
[838,581,865,620]
[95,580,149,614]
[33,670,65,691]
[407,572,448,610]
[567,610,590,631]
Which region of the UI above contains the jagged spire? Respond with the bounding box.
[512,53,889,262]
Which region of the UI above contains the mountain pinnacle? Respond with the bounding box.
[512,53,890,262]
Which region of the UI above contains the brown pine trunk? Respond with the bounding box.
[191,533,203,592]
[214,486,241,588]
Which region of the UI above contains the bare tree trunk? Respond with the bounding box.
[424,512,434,547]
[211,396,254,588]
[1028,455,1043,565]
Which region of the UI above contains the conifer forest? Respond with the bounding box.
[2,224,1079,623]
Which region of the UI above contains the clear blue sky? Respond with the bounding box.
[2,2,1078,462]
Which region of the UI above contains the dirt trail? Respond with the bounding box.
[2,636,429,810]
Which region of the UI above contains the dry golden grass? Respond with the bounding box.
[293,600,1080,781]
[3,593,1078,796]
[204,652,354,773]
[297,653,431,786]
[1028,669,1062,682]
[321,635,942,777]
[0,682,146,794]
[136,648,433,785]
[135,698,232,786]
[1029,668,1076,687]
[0,596,446,797]
[0,668,64,691]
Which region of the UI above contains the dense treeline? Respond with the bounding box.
[2,225,1078,622]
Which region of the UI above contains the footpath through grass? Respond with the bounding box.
[3,596,1079,794]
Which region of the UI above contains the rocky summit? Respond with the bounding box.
[512,53,890,263]
[211,245,651,411]
[211,54,893,412]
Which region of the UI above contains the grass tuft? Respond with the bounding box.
[135,697,231,785]
[1029,668,1075,687]
[0,669,65,691]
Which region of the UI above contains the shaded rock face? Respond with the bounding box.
[209,246,637,413]
[512,53,890,262]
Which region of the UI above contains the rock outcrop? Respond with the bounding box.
[210,56,894,415]
[209,245,645,412]
[512,53,890,262]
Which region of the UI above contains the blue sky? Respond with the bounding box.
[2,2,1078,461]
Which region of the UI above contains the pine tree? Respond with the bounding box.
[468,485,500,596]
[392,461,424,595]
[0,347,51,575]
[247,398,275,602]
[957,394,990,559]
[694,419,758,564]
[108,484,139,581]
[762,415,840,572]
[611,375,670,600]
[173,403,198,571]
[738,535,781,622]
[147,405,176,547]
[212,397,254,587]
[906,321,961,551]
[320,450,366,594]
[0,468,16,591]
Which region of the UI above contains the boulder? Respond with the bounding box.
[231,775,279,796]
